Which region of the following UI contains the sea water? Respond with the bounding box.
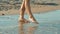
[0,10,60,34]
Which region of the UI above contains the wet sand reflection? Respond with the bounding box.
[19,22,25,34]
[19,22,38,34]
[27,26,38,34]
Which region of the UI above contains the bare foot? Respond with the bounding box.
[29,18,39,24]
[18,18,30,24]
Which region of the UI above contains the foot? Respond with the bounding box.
[18,18,30,24]
[29,17,39,24]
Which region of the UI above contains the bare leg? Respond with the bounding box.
[19,0,29,23]
[19,0,25,19]
[25,0,38,24]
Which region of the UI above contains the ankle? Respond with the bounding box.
[29,17,36,21]
[19,16,24,19]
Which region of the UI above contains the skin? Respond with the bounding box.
[19,0,39,24]
[19,0,38,34]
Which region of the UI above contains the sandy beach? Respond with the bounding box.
[0,0,60,34]
[0,4,60,15]
[0,10,60,34]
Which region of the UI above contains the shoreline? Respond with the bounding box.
[0,5,60,15]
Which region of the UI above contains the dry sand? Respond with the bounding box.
[0,5,60,15]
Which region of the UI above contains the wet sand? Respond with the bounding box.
[0,5,60,15]
[19,22,38,34]
[0,11,60,34]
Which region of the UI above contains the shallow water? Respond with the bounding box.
[0,10,60,34]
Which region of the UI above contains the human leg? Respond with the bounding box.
[19,0,29,23]
[25,0,38,24]
[19,0,25,19]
